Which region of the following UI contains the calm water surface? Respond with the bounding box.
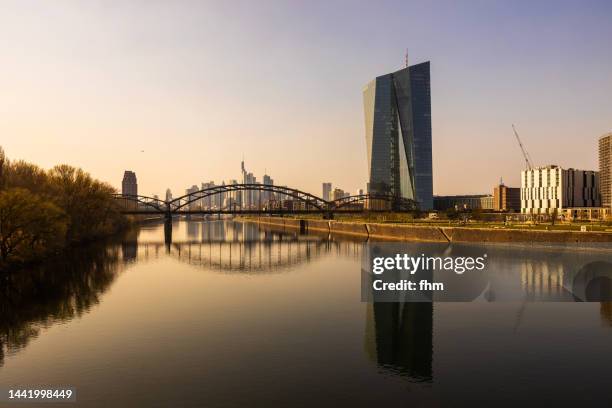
[1,220,612,407]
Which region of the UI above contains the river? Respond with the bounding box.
[1,220,612,406]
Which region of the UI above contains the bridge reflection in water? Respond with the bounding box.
[123,220,364,274]
[5,219,612,386]
[123,220,436,382]
[122,221,612,384]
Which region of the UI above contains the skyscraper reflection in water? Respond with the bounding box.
[364,301,433,382]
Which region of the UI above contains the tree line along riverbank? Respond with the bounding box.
[0,147,129,271]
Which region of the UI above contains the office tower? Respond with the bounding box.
[210,181,225,209]
[493,183,520,212]
[263,174,274,205]
[241,160,257,208]
[521,165,600,214]
[363,61,433,210]
[228,179,240,209]
[253,181,262,209]
[186,185,199,210]
[332,188,345,201]
[121,171,137,197]
[245,173,256,208]
[165,188,172,202]
[600,133,612,209]
[201,181,215,209]
[322,183,332,201]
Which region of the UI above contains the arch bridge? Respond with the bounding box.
[113,183,418,219]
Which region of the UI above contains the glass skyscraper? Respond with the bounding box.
[363,61,433,210]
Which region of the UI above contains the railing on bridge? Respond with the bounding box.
[112,183,418,218]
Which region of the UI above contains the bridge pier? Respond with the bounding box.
[164,212,173,249]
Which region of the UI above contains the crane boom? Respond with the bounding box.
[512,124,534,170]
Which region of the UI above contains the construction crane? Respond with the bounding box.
[512,124,534,170]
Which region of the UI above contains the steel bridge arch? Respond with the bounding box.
[112,186,420,215]
[329,194,419,211]
[168,183,328,212]
[111,194,167,213]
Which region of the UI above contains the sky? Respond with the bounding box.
[2,0,611,198]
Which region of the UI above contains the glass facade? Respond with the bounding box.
[363,62,433,210]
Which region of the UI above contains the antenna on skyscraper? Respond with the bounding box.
[405,49,409,68]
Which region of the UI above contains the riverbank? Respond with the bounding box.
[0,222,134,274]
[240,216,612,243]
[0,150,131,271]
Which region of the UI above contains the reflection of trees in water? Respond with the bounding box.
[364,302,433,382]
[0,240,123,367]
[600,302,612,327]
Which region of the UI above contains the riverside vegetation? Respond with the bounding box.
[0,147,128,270]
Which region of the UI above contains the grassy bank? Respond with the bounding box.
[270,213,612,233]
[241,216,612,243]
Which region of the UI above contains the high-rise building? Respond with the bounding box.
[243,173,256,208]
[521,165,600,214]
[121,171,137,197]
[363,61,433,210]
[228,179,240,209]
[165,188,172,202]
[493,183,521,212]
[186,185,199,210]
[332,188,346,201]
[322,183,332,201]
[262,174,274,205]
[600,133,612,209]
[241,160,257,208]
[201,181,215,209]
[217,181,225,209]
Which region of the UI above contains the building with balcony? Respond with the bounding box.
[521,165,600,214]
[600,133,612,209]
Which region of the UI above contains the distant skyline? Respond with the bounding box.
[2,0,612,197]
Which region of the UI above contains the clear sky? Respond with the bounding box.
[2,0,611,198]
